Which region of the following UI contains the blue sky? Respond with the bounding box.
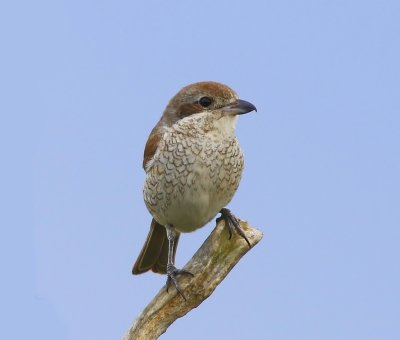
[2,0,400,339]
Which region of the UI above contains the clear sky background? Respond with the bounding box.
[1,0,399,339]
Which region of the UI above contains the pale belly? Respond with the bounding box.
[143,134,244,232]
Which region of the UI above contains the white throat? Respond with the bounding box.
[175,111,238,138]
[213,114,238,136]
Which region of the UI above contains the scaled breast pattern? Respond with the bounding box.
[143,114,244,232]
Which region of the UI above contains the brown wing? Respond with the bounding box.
[143,125,162,170]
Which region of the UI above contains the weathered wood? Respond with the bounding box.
[123,219,263,340]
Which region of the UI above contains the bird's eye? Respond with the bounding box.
[198,96,213,108]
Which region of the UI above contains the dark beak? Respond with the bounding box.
[222,99,257,115]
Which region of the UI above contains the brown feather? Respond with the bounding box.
[143,126,162,170]
[176,102,204,119]
[132,219,180,275]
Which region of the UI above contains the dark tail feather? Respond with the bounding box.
[132,219,180,275]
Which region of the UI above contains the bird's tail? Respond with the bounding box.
[132,219,180,275]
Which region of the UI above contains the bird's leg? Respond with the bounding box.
[165,225,194,300]
[217,208,251,248]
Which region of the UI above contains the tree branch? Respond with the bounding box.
[123,218,263,340]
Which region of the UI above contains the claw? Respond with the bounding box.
[166,264,194,300]
[218,208,251,248]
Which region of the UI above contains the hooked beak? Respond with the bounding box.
[221,99,257,116]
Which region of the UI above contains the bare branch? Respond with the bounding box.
[123,219,263,340]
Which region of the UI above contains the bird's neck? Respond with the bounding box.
[173,111,238,138]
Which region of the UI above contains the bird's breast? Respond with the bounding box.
[143,128,244,232]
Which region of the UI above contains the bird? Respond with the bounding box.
[132,81,256,299]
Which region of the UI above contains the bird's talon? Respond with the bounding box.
[219,208,251,248]
[166,265,193,300]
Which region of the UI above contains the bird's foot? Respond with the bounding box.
[166,264,194,301]
[217,208,251,248]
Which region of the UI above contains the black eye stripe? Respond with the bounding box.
[198,96,212,108]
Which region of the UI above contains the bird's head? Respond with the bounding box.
[161,81,256,128]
